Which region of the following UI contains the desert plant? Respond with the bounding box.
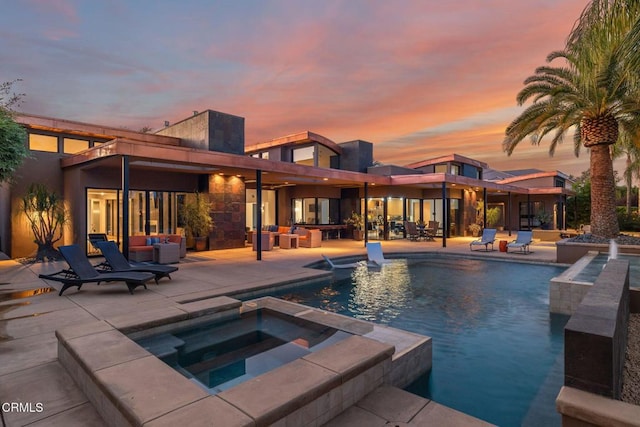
[468,223,482,237]
[19,183,68,261]
[486,207,501,228]
[535,210,552,228]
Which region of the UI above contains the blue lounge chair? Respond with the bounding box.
[366,242,392,265]
[469,228,497,251]
[95,241,178,283]
[506,231,533,254]
[39,244,155,296]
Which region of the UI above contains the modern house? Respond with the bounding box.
[0,109,574,259]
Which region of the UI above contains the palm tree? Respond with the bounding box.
[611,132,640,215]
[503,0,640,238]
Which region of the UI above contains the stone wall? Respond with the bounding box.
[563,259,630,399]
[208,174,246,249]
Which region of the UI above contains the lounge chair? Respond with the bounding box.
[95,241,178,283]
[322,255,362,269]
[469,228,497,251]
[366,242,392,265]
[506,231,533,254]
[87,233,108,256]
[404,221,420,241]
[39,244,155,296]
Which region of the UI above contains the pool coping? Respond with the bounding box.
[56,295,432,426]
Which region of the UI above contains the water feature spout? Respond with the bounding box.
[608,239,618,261]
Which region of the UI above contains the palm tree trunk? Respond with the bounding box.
[590,144,619,237]
[626,153,632,215]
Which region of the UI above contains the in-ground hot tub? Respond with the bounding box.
[56,296,431,426]
[550,251,640,314]
[135,308,354,395]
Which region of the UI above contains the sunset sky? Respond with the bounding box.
[2,0,613,178]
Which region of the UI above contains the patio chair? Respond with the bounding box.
[469,228,497,251]
[404,221,420,241]
[95,240,178,283]
[366,242,392,265]
[425,221,439,241]
[39,244,155,296]
[506,231,533,254]
[294,228,322,248]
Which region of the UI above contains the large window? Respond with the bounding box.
[63,138,89,154]
[519,201,544,229]
[387,197,404,239]
[29,134,58,152]
[292,144,338,168]
[406,199,421,222]
[246,189,276,229]
[293,146,315,166]
[317,145,337,168]
[86,188,185,255]
[292,197,339,224]
[462,164,481,179]
[435,164,448,173]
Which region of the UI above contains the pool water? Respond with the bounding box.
[277,256,568,427]
[135,309,352,394]
[573,253,640,283]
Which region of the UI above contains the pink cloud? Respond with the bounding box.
[28,0,79,23]
[9,0,599,178]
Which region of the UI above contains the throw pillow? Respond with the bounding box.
[145,237,152,246]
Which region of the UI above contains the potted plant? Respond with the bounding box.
[468,223,482,237]
[535,210,552,230]
[486,207,501,229]
[344,211,365,241]
[180,192,213,251]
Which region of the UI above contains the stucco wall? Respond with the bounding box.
[11,151,64,258]
[0,183,11,255]
[156,110,245,155]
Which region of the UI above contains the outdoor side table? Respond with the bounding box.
[153,242,180,264]
[279,234,299,249]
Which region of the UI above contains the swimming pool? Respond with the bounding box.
[276,256,568,427]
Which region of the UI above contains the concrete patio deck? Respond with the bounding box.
[0,233,558,426]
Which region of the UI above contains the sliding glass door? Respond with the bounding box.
[86,188,186,255]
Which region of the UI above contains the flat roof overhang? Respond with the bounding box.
[17,113,181,146]
[389,173,528,194]
[60,139,389,187]
[59,139,573,195]
[246,131,343,155]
